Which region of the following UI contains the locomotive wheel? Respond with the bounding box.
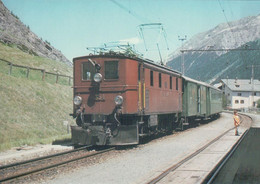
[76,116,83,126]
[178,118,185,131]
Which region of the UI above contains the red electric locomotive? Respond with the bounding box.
[70,52,182,146]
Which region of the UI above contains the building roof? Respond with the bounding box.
[221,79,260,92]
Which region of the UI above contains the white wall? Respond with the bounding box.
[223,84,260,109]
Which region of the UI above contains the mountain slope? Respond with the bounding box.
[167,14,260,83]
[0,1,71,65]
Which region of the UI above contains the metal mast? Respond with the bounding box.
[178,35,187,75]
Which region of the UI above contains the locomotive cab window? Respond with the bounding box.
[105,61,118,79]
[82,62,95,80]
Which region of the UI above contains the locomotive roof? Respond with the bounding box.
[73,53,218,90]
[73,53,182,77]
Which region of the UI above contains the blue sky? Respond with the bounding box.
[2,0,260,62]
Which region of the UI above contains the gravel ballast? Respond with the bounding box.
[41,113,238,184]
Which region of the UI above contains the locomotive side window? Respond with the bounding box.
[150,70,154,86]
[176,78,179,90]
[105,61,118,79]
[82,62,95,80]
[159,73,162,88]
[170,76,172,89]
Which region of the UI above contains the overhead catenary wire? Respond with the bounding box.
[138,23,170,63]
[217,0,246,65]
[108,0,170,63]
[109,0,151,23]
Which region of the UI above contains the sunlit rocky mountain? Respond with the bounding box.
[167,14,260,83]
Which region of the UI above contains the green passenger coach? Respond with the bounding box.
[180,76,222,129]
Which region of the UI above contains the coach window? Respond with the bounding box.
[170,76,172,89]
[82,62,95,80]
[105,61,118,79]
[159,73,162,88]
[176,78,178,91]
[150,70,154,86]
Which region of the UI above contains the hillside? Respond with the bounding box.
[167,14,260,83]
[185,40,260,83]
[0,42,73,151]
[0,0,71,65]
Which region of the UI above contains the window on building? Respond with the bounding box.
[240,100,244,104]
[170,76,172,89]
[159,73,162,88]
[176,78,178,90]
[235,100,239,104]
[238,93,242,96]
[105,61,118,79]
[235,85,240,88]
[150,70,154,86]
[254,92,257,96]
[82,62,95,80]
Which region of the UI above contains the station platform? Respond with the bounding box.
[208,113,260,184]
[157,113,260,184]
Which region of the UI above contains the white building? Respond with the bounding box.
[221,79,260,109]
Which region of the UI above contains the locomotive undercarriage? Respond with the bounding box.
[138,114,176,137]
[71,111,179,146]
[71,110,139,146]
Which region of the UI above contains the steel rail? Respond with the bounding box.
[0,147,115,183]
[0,145,91,170]
[147,114,247,184]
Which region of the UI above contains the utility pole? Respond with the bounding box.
[178,35,187,75]
[247,64,260,107]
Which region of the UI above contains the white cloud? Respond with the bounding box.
[119,37,142,45]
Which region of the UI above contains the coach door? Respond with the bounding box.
[197,86,201,114]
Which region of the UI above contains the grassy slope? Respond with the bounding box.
[0,43,74,151]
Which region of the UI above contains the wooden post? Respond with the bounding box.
[26,67,30,78]
[56,74,59,83]
[42,70,45,81]
[9,63,13,75]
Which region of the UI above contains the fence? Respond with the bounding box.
[0,58,73,85]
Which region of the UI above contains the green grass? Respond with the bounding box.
[0,42,72,76]
[0,42,74,151]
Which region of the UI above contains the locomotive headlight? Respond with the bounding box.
[73,96,82,106]
[94,73,102,83]
[114,95,123,106]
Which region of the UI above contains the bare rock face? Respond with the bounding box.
[168,14,260,61]
[0,1,71,65]
[167,14,260,83]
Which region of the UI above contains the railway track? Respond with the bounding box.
[0,146,115,183]
[147,113,251,184]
